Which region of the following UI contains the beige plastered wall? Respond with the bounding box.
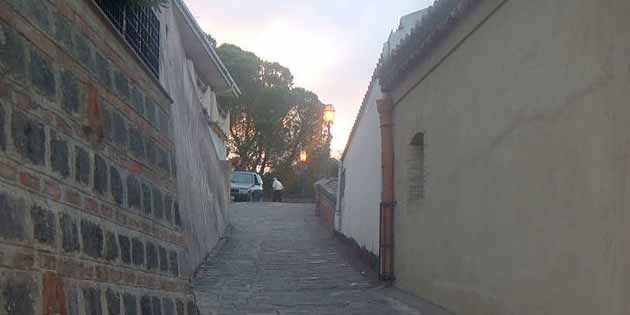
[389,0,630,314]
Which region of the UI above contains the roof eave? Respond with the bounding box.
[377,0,481,92]
[172,0,241,98]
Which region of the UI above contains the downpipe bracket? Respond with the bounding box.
[380,201,397,210]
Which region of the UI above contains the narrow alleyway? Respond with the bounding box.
[192,203,444,315]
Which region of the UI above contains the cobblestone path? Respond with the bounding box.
[192,202,434,315]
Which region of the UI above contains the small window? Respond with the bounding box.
[408,133,425,201]
[94,0,161,77]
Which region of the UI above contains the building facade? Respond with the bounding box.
[0,0,237,314]
[377,0,630,314]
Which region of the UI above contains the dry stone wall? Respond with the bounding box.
[0,0,199,314]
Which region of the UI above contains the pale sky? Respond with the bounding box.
[184,0,433,155]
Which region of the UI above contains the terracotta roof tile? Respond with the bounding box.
[377,0,480,91]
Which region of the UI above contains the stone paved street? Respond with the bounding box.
[192,202,445,315]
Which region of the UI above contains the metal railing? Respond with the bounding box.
[95,0,160,77]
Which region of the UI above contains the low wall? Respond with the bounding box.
[314,178,337,233]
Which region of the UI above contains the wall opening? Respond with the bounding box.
[407,132,425,201]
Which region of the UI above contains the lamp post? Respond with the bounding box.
[322,104,335,177]
[299,150,308,163]
[299,150,308,199]
[323,104,335,138]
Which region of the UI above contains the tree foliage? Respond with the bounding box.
[216,43,331,187]
[206,34,217,47]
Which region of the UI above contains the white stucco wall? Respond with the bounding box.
[340,82,383,254]
[196,81,229,160]
[339,9,427,255]
[209,128,227,159]
[159,4,229,273]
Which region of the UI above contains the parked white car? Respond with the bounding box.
[230,171,264,202]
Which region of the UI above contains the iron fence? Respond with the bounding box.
[95,0,160,77]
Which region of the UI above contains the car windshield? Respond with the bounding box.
[231,172,253,184]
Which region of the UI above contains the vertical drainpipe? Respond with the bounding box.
[377,95,395,283]
[335,160,343,232]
